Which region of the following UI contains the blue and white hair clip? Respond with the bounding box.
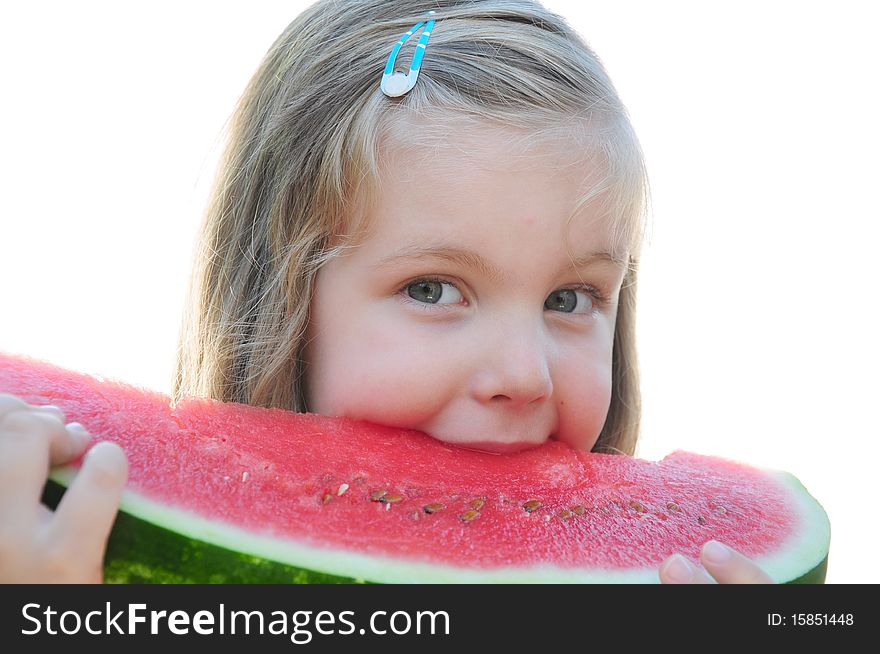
[380,11,437,97]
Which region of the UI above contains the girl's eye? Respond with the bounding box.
[544,288,595,315]
[402,279,604,314]
[404,279,464,305]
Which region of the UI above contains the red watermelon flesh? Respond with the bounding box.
[0,352,830,583]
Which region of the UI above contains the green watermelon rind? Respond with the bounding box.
[46,461,829,584]
[739,467,830,585]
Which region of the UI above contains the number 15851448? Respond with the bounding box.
[768,613,854,626]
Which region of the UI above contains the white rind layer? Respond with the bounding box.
[749,469,830,584]
[50,464,830,584]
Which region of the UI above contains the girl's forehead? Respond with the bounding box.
[374,123,621,221]
[349,138,626,260]
[380,116,601,179]
[338,115,642,260]
[376,132,605,236]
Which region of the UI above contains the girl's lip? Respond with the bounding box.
[448,439,546,455]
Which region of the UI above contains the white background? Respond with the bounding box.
[1,1,877,583]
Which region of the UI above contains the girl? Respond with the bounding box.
[0,0,772,583]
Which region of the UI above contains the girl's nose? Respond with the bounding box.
[470,327,553,408]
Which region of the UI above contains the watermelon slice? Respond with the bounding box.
[0,352,829,584]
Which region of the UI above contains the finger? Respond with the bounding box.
[0,393,66,423]
[0,393,29,416]
[0,408,91,469]
[50,441,128,561]
[700,540,775,584]
[0,393,80,457]
[658,554,716,584]
[0,411,88,509]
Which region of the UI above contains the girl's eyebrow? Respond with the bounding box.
[373,243,626,284]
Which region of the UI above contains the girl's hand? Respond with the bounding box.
[659,540,775,584]
[0,393,127,583]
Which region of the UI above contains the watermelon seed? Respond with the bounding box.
[558,509,573,520]
[698,516,707,525]
[385,503,391,511]
[321,493,334,504]
[460,510,480,522]
[470,498,486,511]
[655,512,668,521]
[370,489,387,502]
[241,471,249,483]
[543,515,551,523]
[629,500,647,513]
[337,483,349,496]
[523,500,542,513]
[570,505,586,516]
[666,502,682,514]
[423,502,445,514]
[715,505,727,515]
[382,494,404,504]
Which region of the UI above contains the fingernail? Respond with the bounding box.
[66,422,91,447]
[664,554,694,583]
[702,540,732,565]
[38,405,64,420]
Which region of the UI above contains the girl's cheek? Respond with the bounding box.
[311,321,452,425]
[554,349,613,451]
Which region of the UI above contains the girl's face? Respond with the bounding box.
[303,129,628,453]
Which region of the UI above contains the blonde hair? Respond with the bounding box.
[172,0,649,456]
